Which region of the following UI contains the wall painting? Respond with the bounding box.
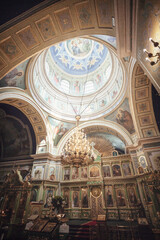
[63,168,70,181]
[48,116,75,146]
[89,166,100,178]
[81,188,88,208]
[112,165,122,177]
[116,189,126,207]
[122,163,131,176]
[105,186,114,207]
[0,59,29,89]
[72,191,79,208]
[105,98,135,134]
[103,165,111,177]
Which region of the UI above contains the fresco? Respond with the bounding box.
[147,151,160,170]
[0,114,31,158]
[86,132,125,155]
[55,8,75,33]
[17,26,39,50]
[0,37,22,61]
[36,15,56,41]
[48,116,75,146]
[75,1,94,29]
[105,98,135,134]
[49,37,108,75]
[0,59,29,89]
[32,36,124,120]
[45,37,112,97]
[92,34,117,48]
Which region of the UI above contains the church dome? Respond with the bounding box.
[28,37,126,121]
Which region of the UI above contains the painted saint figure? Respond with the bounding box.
[106,187,113,207]
[117,190,126,207]
[116,108,135,134]
[2,68,23,87]
[73,191,79,208]
[82,190,88,208]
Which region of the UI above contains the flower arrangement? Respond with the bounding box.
[51,196,65,214]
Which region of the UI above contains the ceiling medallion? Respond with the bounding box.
[60,115,94,167]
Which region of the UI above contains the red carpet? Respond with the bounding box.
[82,220,97,226]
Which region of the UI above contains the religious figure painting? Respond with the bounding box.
[127,187,138,207]
[44,189,53,208]
[122,163,131,176]
[138,166,144,174]
[48,167,56,181]
[147,151,160,170]
[48,117,75,146]
[144,185,152,204]
[81,167,88,178]
[72,167,79,180]
[30,188,38,202]
[112,165,122,177]
[0,59,29,89]
[89,166,100,178]
[105,186,114,207]
[72,191,79,208]
[116,189,126,207]
[105,98,135,134]
[103,165,111,177]
[63,189,69,208]
[82,189,88,208]
[116,108,135,134]
[64,168,70,181]
[0,114,31,158]
[33,166,44,180]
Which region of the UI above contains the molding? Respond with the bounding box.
[57,120,133,155]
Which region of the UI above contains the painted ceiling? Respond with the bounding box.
[30,36,125,121]
[45,37,112,96]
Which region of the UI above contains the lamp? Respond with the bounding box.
[60,115,94,167]
[143,38,160,66]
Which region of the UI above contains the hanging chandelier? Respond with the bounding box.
[143,38,160,66]
[60,115,94,167]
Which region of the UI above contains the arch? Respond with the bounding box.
[57,120,133,155]
[0,0,115,79]
[131,63,159,139]
[0,90,48,145]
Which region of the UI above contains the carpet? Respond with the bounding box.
[82,220,97,226]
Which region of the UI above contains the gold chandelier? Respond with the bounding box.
[60,115,94,167]
[143,38,160,66]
